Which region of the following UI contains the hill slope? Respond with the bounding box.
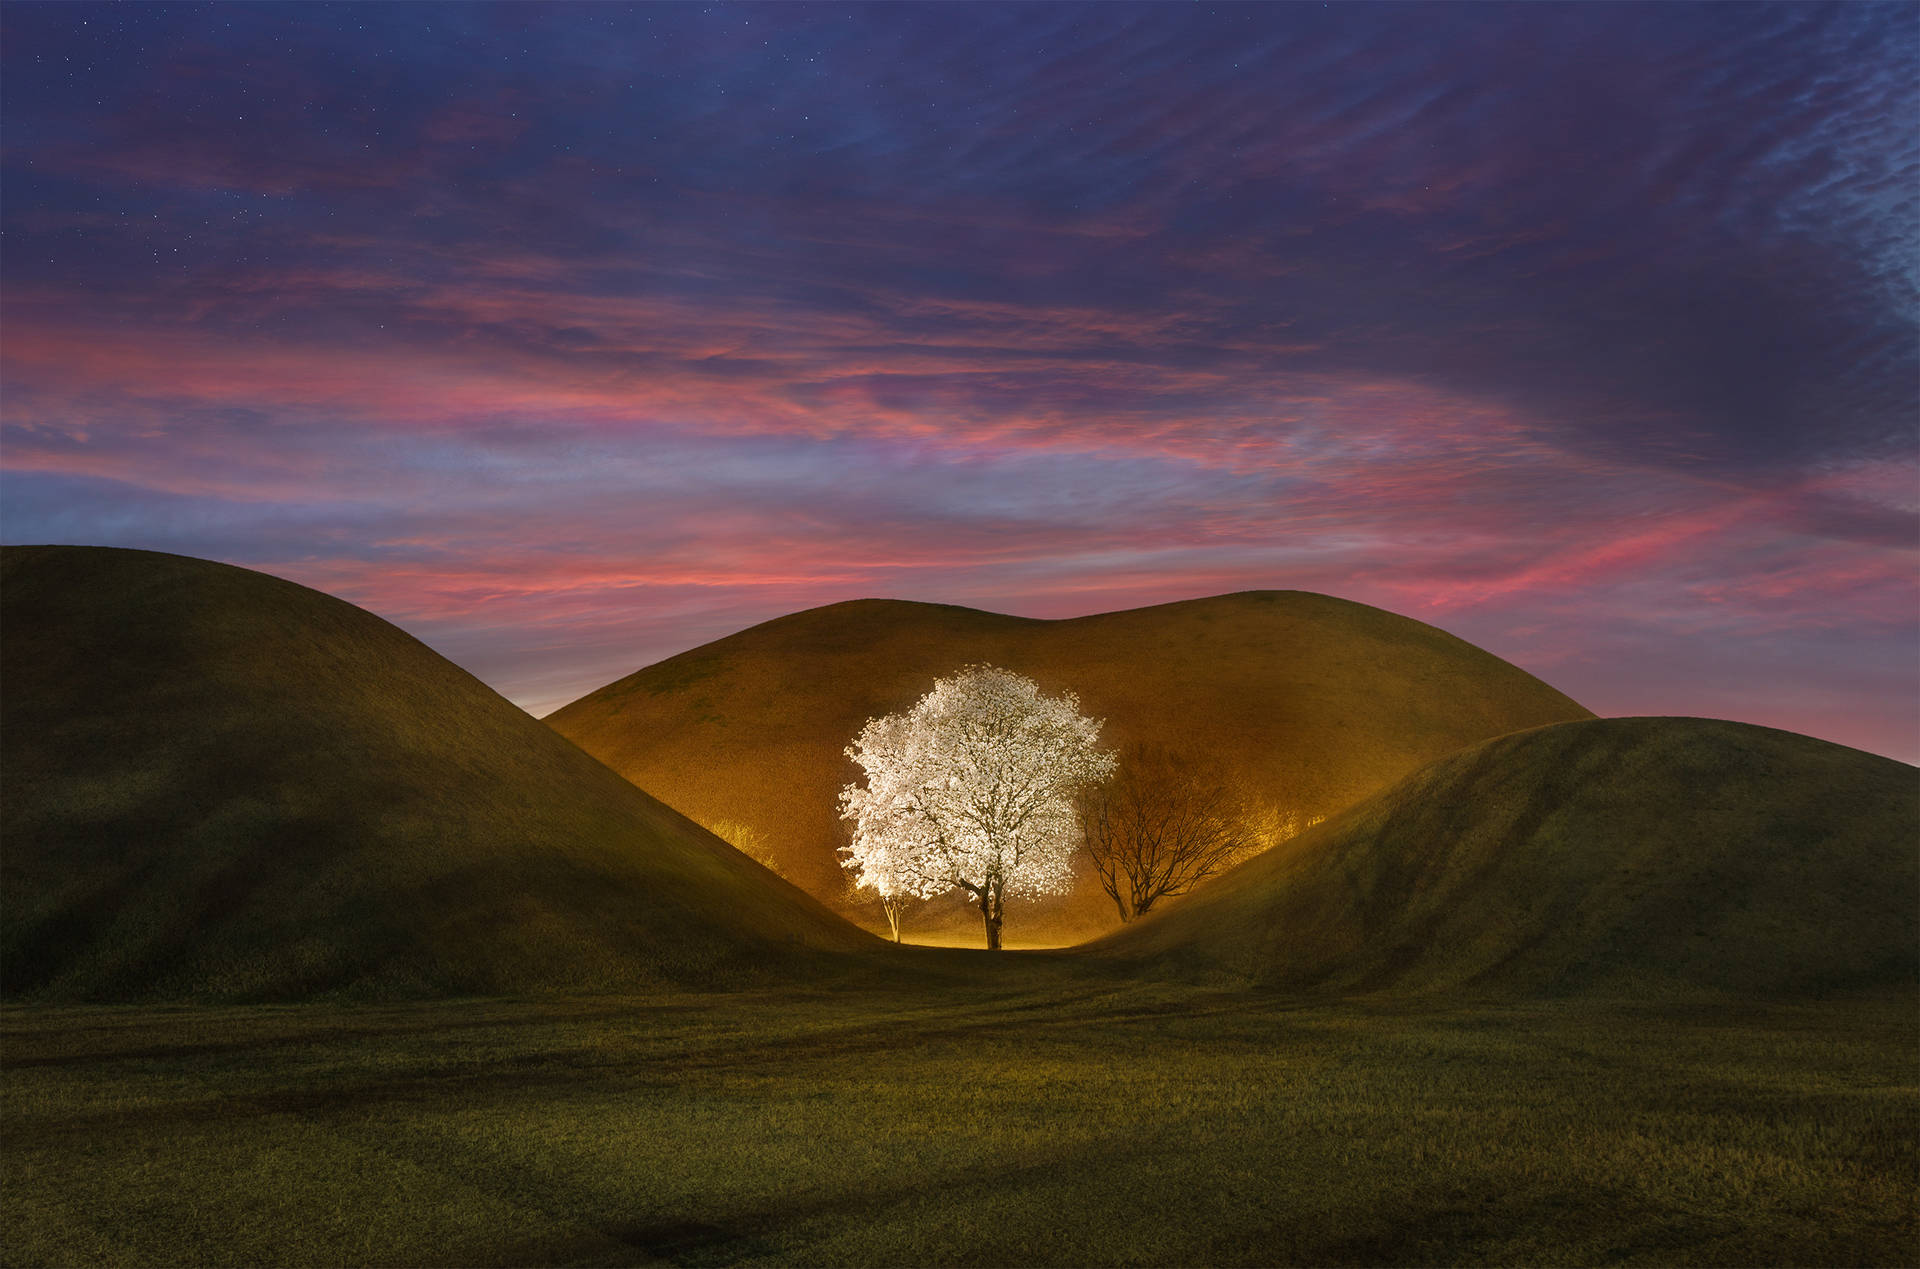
[1,546,876,1001]
[1087,717,1919,996]
[547,593,1592,939]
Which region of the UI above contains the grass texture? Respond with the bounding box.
[3,548,1914,1266]
[546,594,1592,940]
[1,546,880,1002]
[1091,716,1919,997]
[3,976,1913,1267]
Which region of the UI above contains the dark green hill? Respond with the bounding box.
[1087,717,1919,996]
[1,546,877,1001]
[547,593,1592,941]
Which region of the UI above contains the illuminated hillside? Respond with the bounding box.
[547,592,1592,940]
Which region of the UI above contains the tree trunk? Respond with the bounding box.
[883,896,902,943]
[980,881,1004,951]
[1133,880,1162,919]
[1130,879,1154,921]
[981,897,1001,950]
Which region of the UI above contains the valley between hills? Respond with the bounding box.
[2,545,1914,1267]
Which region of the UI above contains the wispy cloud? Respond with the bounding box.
[3,1,1913,756]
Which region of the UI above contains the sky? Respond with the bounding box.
[3,2,1915,761]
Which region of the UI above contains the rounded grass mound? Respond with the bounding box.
[1,546,877,1001]
[546,593,1592,940]
[1089,716,1919,997]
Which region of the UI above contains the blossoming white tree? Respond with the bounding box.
[839,666,1116,950]
[838,781,923,943]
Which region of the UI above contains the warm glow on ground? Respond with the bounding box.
[899,932,1077,951]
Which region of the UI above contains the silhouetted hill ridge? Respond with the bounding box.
[1087,715,1919,997]
[1,545,877,1001]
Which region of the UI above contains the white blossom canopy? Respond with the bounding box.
[839,666,1117,903]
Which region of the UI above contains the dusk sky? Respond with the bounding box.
[3,2,1915,761]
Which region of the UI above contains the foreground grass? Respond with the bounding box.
[3,963,1913,1267]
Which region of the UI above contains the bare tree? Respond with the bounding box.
[1078,744,1261,921]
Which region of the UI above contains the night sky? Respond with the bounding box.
[4,2,1915,760]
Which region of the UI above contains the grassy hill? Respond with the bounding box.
[1088,716,1919,997]
[546,593,1592,941]
[0,546,878,1001]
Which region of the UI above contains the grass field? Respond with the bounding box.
[5,959,1913,1267]
[6,548,1913,1266]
